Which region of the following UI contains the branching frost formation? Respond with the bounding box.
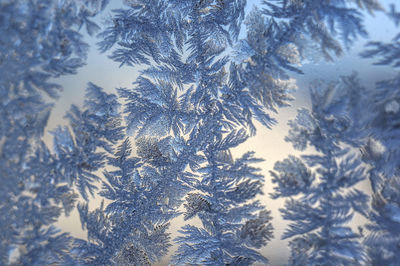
[1,0,392,265]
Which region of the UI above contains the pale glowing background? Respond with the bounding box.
[44,1,398,265]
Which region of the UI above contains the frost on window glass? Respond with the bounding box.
[4,0,400,265]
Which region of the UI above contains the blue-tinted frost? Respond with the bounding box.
[1,0,394,265]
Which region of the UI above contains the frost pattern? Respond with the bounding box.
[0,0,389,265]
[272,77,371,265]
[0,0,109,264]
